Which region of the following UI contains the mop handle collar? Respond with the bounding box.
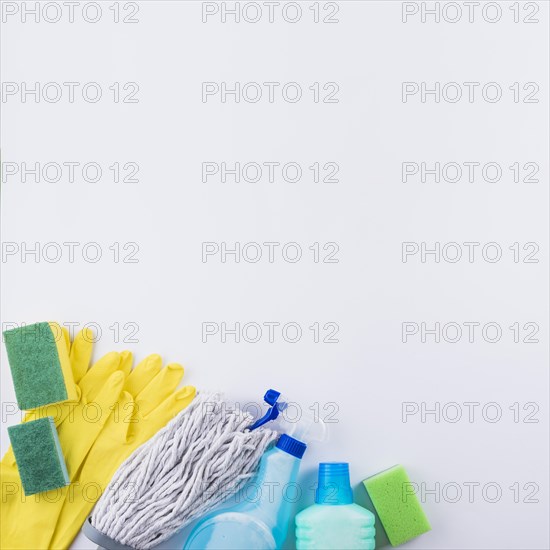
[82,517,137,550]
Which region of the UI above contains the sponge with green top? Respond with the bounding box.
[3,321,77,410]
[363,464,431,547]
[8,417,69,495]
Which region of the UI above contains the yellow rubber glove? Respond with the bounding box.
[49,355,196,549]
[0,330,129,550]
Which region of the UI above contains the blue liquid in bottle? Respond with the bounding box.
[184,435,306,550]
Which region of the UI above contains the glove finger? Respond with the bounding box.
[86,370,125,429]
[135,363,184,417]
[61,327,71,354]
[123,354,162,396]
[118,351,133,378]
[129,386,195,443]
[69,328,94,383]
[79,352,122,402]
[110,390,135,438]
[144,385,196,422]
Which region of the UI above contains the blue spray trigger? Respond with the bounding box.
[249,389,282,431]
[264,389,281,406]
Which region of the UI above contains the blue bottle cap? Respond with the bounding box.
[315,462,354,505]
[276,434,307,459]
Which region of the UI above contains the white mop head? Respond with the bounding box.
[91,392,278,549]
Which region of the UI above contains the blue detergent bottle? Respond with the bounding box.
[295,463,375,549]
[184,434,306,550]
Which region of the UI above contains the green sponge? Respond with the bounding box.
[3,322,77,410]
[8,417,69,495]
[363,465,431,546]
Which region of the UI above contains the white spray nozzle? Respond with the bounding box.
[249,389,329,444]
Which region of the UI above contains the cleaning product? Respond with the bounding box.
[184,434,307,550]
[7,417,69,495]
[85,389,326,550]
[3,321,77,409]
[363,465,431,546]
[295,463,375,549]
[181,389,327,550]
[49,355,195,550]
[1,327,194,550]
[1,346,128,550]
[87,392,277,550]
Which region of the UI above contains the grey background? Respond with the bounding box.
[1,1,549,548]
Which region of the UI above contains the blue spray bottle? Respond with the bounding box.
[184,434,305,550]
[184,390,326,550]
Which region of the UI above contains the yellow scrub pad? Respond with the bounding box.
[3,322,77,410]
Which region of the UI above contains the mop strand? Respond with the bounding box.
[91,392,278,549]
